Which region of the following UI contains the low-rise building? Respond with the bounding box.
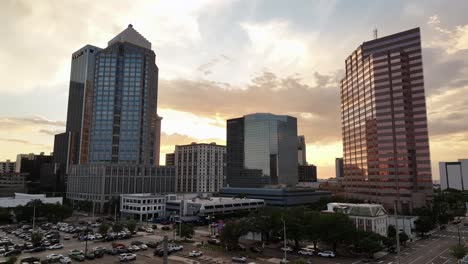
[324,203,388,236]
[387,215,418,240]
[0,193,62,208]
[67,164,175,212]
[0,173,26,197]
[166,196,265,217]
[219,187,331,207]
[0,160,16,174]
[120,193,166,221]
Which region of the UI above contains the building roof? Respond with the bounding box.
[326,203,388,217]
[108,24,151,49]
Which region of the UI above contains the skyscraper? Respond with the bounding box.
[340,28,432,212]
[88,25,159,164]
[335,158,344,178]
[226,113,298,188]
[297,135,307,166]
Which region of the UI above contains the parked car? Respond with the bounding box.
[249,246,262,253]
[69,254,85,262]
[59,257,72,264]
[281,246,293,252]
[145,228,154,233]
[49,243,64,250]
[153,247,171,257]
[189,250,203,257]
[168,244,183,252]
[4,249,21,257]
[119,253,136,262]
[207,239,221,245]
[46,254,64,261]
[20,257,40,264]
[139,244,148,250]
[232,256,247,263]
[146,241,159,248]
[298,248,315,256]
[317,251,336,258]
[161,226,171,231]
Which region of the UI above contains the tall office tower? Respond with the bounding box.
[88,24,159,164]
[174,143,226,193]
[340,28,432,212]
[226,113,298,188]
[335,158,344,178]
[297,135,307,165]
[165,153,175,166]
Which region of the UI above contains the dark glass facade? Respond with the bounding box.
[226,113,298,188]
[340,28,432,212]
[88,32,159,165]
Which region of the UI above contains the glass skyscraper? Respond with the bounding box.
[88,25,159,165]
[340,28,432,213]
[227,113,298,188]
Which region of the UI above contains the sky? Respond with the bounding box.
[1,0,468,180]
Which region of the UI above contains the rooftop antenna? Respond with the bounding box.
[373,28,378,39]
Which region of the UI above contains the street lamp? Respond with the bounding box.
[281,218,287,262]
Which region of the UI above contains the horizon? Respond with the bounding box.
[1,1,468,180]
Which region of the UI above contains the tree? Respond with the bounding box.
[304,211,322,251]
[126,219,137,234]
[176,223,195,239]
[220,220,249,250]
[353,231,384,259]
[398,232,409,245]
[31,231,43,246]
[450,245,467,261]
[415,216,433,237]
[249,207,283,242]
[0,209,10,224]
[112,222,123,233]
[5,256,17,264]
[284,207,308,249]
[387,225,396,239]
[319,213,355,252]
[99,223,110,236]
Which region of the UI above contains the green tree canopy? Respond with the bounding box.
[450,245,467,260]
[112,222,123,233]
[176,223,195,239]
[220,220,249,250]
[98,223,110,236]
[126,219,137,234]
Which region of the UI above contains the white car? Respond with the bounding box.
[145,228,154,233]
[168,244,183,252]
[95,234,103,239]
[317,251,335,258]
[281,246,293,252]
[139,244,148,250]
[298,249,314,256]
[119,253,136,262]
[49,243,64,250]
[189,250,203,257]
[59,257,72,264]
[63,235,70,240]
[232,256,247,263]
[47,254,64,260]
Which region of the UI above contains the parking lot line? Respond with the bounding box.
[408,256,423,264]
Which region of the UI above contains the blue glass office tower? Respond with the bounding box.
[227,113,298,187]
[88,25,159,165]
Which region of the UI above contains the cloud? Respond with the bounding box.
[159,70,341,144]
[39,129,64,136]
[196,54,233,76]
[0,137,50,148]
[426,14,468,54]
[0,116,65,129]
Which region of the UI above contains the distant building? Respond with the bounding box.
[166,195,265,217]
[298,164,317,182]
[387,215,418,240]
[165,153,175,166]
[319,178,346,197]
[67,164,175,212]
[335,158,343,178]
[325,203,388,236]
[227,113,298,188]
[15,152,54,193]
[297,136,307,166]
[174,143,226,193]
[0,173,26,197]
[340,28,432,212]
[0,160,16,174]
[219,187,331,207]
[120,193,166,221]
[0,193,62,208]
[439,159,468,190]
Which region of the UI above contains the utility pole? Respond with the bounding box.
[457,222,461,245]
[179,221,182,240]
[92,201,95,221]
[394,202,401,264]
[163,235,168,264]
[84,224,89,257]
[32,204,36,230]
[282,218,287,262]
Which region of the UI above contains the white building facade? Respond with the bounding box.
[325,203,388,236]
[174,143,226,193]
[439,159,468,190]
[120,193,166,221]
